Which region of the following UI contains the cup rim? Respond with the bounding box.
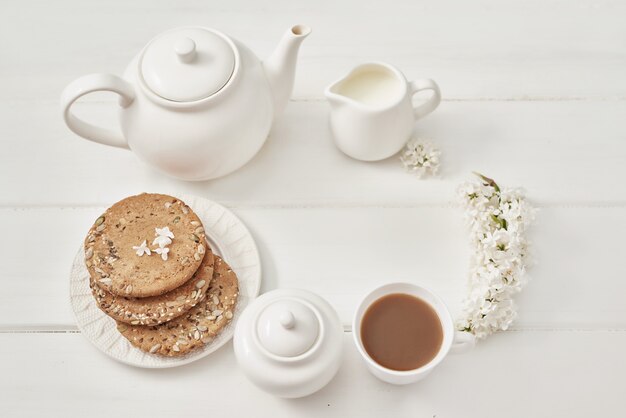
[352,282,454,377]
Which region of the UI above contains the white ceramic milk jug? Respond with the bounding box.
[325,62,440,161]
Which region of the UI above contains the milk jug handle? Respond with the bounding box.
[409,79,441,120]
[60,74,135,149]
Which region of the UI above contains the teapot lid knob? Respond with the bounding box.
[175,37,196,63]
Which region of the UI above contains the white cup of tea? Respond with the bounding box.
[352,282,475,385]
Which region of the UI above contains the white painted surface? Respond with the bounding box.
[1,332,624,417]
[2,0,626,101]
[3,101,626,206]
[0,0,624,416]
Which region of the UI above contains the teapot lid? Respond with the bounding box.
[256,299,320,358]
[140,27,236,102]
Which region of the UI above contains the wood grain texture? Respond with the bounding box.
[1,0,626,101]
[0,0,624,415]
[1,331,624,417]
[1,101,625,206]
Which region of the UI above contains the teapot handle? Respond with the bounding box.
[60,74,135,149]
[409,79,441,120]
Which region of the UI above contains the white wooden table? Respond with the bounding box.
[1,0,625,416]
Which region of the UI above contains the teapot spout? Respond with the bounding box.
[263,25,311,120]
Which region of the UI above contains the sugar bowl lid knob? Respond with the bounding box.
[279,310,295,329]
[256,299,320,358]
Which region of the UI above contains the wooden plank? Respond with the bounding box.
[1,0,625,101]
[1,206,625,330]
[1,0,624,415]
[1,100,626,206]
[0,330,623,417]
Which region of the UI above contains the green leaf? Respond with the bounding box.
[490,214,507,230]
[473,172,500,193]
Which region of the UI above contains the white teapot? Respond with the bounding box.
[233,289,343,398]
[61,25,311,180]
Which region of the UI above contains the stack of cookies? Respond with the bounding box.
[84,193,239,357]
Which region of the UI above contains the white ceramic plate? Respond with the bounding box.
[69,193,261,368]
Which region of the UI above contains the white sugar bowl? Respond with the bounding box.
[233,289,343,398]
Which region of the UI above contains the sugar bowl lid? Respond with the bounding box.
[139,27,237,102]
[256,298,320,357]
[233,288,344,398]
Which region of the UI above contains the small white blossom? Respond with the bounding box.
[457,174,536,339]
[153,235,172,248]
[153,226,175,248]
[155,226,175,239]
[132,240,151,257]
[400,138,441,178]
[154,246,170,261]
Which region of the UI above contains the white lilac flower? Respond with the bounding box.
[153,235,172,248]
[153,226,175,248]
[132,240,151,257]
[154,246,170,261]
[400,138,441,178]
[155,226,175,239]
[456,173,536,339]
